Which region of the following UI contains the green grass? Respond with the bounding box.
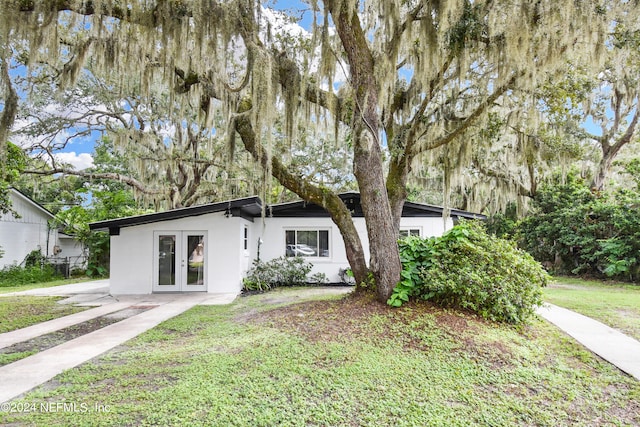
[0,277,99,294]
[0,350,38,365]
[545,277,640,341]
[1,289,638,426]
[0,296,88,333]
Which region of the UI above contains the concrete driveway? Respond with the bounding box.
[0,280,237,403]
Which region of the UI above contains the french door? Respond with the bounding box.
[153,231,207,292]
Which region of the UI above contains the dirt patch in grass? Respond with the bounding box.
[0,306,155,367]
[247,292,391,341]
[247,292,510,354]
[246,292,581,376]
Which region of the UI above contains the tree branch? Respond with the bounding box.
[384,3,426,58]
[23,168,164,196]
[415,73,519,155]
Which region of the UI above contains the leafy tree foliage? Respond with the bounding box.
[518,171,640,281]
[53,186,149,277]
[0,141,26,215]
[17,138,154,276]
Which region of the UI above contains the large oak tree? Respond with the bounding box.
[0,0,613,302]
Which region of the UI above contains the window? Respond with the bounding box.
[399,229,421,238]
[243,226,249,251]
[285,230,329,257]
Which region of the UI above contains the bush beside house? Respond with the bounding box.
[389,221,549,324]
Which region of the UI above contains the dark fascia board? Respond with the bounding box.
[266,192,485,219]
[89,193,484,234]
[89,196,262,233]
[265,193,362,217]
[402,201,487,220]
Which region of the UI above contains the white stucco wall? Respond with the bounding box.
[398,216,454,238]
[0,191,56,268]
[56,235,86,267]
[254,217,364,282]
[109,212,251,294]
[206,216,250,294]
[109,224,152,294]
[108,209,457,294]
[253,216,454,283]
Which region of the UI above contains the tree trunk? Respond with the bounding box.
[591,146,617,192]
[591,110,639,191]
[387,156,409,230]
[327,0,402,302]
[233,97,371,287]
[353,132,402,301]
[324,195,370,287]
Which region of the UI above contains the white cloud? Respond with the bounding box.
[54,152,94,171]
[260,7,309,40]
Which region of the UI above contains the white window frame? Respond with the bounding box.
[399,228,422,238]
[284,228,331,259]
[243,225,249,254]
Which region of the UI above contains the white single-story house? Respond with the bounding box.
[89,192,485,295]
[0,188,85,269]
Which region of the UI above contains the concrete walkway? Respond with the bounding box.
[0,281,237,403]
[537,303,640,381]
[1,279,110,297]
[0,301,133,349]
[0,279,113,306]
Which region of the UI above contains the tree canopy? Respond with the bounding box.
[0,0,629,301]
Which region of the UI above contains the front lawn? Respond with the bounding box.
[545,277,640,341]
[1,289,638,426]
[0,296,88,333]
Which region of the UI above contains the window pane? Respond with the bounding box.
[285,230,330,257]
[295,230,317,256]
[285,230,296,257]
[399,229,420,238]
[319,230,329,257]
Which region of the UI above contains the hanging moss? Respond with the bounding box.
[0,0,619,215]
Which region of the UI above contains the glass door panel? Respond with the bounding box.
[185,234,205,288]
[154,231,206,292]
[157,234,177,287]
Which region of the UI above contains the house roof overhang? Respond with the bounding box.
[89,196,263,235]
[265,192,486,220]
[88,192,484,236]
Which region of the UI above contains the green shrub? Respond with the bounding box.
[517,173,640,281]
[0,264,62,287]
[24,249,46,268]
[86,231,110,277]
[243,256,321,292]
[389,221,549,324]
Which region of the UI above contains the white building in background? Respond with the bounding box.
[90,192,485,295]
[0,188,85,270]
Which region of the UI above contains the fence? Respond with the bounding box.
[47,255,88,278]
